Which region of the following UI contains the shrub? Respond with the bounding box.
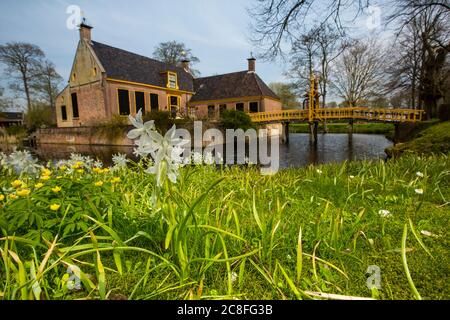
[25,102,55,131]
[219,109,255,130]
[143,111,172,133]
[93,114,129,141]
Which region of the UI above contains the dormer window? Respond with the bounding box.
[167,72,178,89]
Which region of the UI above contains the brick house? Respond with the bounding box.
[55,22,281,127]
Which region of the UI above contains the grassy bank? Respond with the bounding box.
[1,154,449,300]
[386,121,450,157]
[289,122,394,134]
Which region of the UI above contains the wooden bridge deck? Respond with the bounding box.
[249,107,424,123]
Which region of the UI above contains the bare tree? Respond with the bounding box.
[153,41,201,77]
[0,42,44,112]
[288,23,345,106]
[249,0,448,59]
[386,4,449,117]
[288,26,320,95]
[331,39,385,107]
[316,24,346,107]
[31,60,63,109]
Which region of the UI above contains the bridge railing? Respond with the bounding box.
[250,107,424,123]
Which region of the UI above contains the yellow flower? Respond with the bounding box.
[9,194,18,200]
[0,195,5,201]
[52,186,61,193]
[17,189,31,197]
[41,175,51,181]
[101,168,110,174]
[59,166,67,171]
[111,177,121,184]
[11,180,23,188]
[35,183,44,189]
[76,169,84,174]
[56,176,62,179]
[42,168,52,176]
[50,204,60,211]
[93,167,102,173]
[94,181,104,187]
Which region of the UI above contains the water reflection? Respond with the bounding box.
[279,133,392,168]
[1,133,392,169]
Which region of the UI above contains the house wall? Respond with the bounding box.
[189,96,282,119]
[105,80,193,118]
[55,40,107,127]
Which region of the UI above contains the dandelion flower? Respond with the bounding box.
[41,175,51,181]
[93,167,102,173]
[416,172,424,178]
[378,209,391,217]
[59,165,67,171]
[50,204,60,211]
[9,194,18,200]
[94,181,104,187]
[415,188,424,195]
[17,189,31,197]
[11,180,23,188]
[76,169,84,174]
[42,168,52,176]
[52,186,61,193]
[35,183,44,189]
[0,195,4,201]
[101,168,110,174]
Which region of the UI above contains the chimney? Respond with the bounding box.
[181,59,190,72]
[247,56,256,73]
[79,18,93,42]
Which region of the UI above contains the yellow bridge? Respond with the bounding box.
[249,107,424,123]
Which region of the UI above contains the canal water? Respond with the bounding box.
[1,133,392,169]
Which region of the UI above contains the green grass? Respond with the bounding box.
[289,122,394,134]
[386,121,450,157]
[0,154,449,300]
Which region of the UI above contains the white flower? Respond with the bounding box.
[6,148,42,175]
[112,153,128,169]
[203,152,215,165]
[144,125,188,186]
[416,172,424,178]
[127,109,155,140]
[192,152,203,165]
[216,152,224,164]
[230,272,238,283]
[94,160,103,168]
[420,230,434,237]
[368,239,374,246]
[349,175,355,179]
[316,169,323,174]
[415,188,424,195]
[378,209,391,218]
[286,254,292,260]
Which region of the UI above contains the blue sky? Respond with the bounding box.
[0,0,288,88]
[0,0,391,107]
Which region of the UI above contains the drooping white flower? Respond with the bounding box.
[415,188,424,195]
[378,209,391,218]
[230,272,238,283]
[349,175,355,179]
[144,125,188,186]
[127,109,155,140]
[416,172,424,178]
[316,169,323,174]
